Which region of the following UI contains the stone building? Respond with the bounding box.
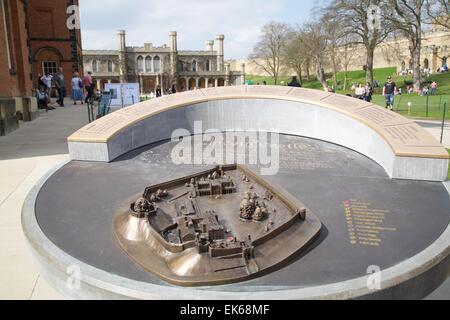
[83,31,246,94]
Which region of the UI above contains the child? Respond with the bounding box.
[37,86,54,111]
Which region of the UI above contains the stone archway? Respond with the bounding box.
[218,78,225,87]
[188,78,196,90]
[208,78,215,88]
[144,78,156,93]
[179,78,187,92]
[199,78,206,89]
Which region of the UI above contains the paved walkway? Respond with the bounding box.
[414,120,450,149]
[0,104,448,300]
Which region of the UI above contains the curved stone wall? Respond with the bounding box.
[68,86,449,181]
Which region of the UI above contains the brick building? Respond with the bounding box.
[0,0,83,136]
[29,0,83,96]
[0,0,34,135]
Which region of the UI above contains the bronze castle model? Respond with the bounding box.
[113,165,322,286]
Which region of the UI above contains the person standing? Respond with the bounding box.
[156,85,162,97]
[71,72,84,105]
[430,81,438,95]
[83,71,94,103]
[41,72,53,96]
[53,68,66,107]
[382,76,397,110]
[364,82,373,102]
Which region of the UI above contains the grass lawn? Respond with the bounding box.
[246,67,450,95]
[246,68,450,120]
[371,94,449,120]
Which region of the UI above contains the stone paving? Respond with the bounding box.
[0,102,448,300]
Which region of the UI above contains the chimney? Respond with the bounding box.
[215,34,225,72]
[118,30,126,52]
[169,31,178,52]
[205,40,214,51]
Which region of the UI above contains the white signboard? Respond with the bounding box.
[104,83,140,106]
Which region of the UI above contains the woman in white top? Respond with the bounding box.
[71,72,84,105]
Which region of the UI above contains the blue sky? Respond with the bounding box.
[79,0,327,59]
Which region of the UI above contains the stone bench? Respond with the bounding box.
[68,86,449,182]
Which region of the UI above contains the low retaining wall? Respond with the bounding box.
[68,86,449,182]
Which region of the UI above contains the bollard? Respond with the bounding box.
[426,94,429,118]
[441,102,447,145]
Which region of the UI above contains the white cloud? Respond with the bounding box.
[79,0,288,59]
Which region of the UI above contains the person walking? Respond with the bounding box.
[53,67,66,107]
[71,72,84,105]
[83,71,94,103]
[382,76,397,110]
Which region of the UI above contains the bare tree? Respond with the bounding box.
[329,0,392,85]
[425,0,450,31]
[283,30,309,84]
[249,22,292,85]
[298,22,330,90]
[387,0,426,90]
[339,34,360,90]
[321,12,347,91]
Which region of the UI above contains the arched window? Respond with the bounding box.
[145,56,152,72]
[107,60,113,73]
[423,58,429,69]
[153,56,161,73]
[443,57,448,66]
[192,59,197,72]
[205,60,210,72]
[92,60,98,73]
[137,56,144,73]
[401,61,406,71]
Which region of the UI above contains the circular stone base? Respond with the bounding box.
[22,135,450,300]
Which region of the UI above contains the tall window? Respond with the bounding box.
[107,60,113,73]
[153,56,161,73]
[205,60,210,72]
[92,60,98,73]
[192,59,197,72]
[42,61,58,75]
[137,56,144,72]
[145,56,152,72]
[1,0,12,69]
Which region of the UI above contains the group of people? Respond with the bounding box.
[352,83,373,102]
[36,68,96,111]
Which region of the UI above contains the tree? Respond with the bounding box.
[387,0,426,90]
[339,34,359,90]
[329,0,392,85]
[249,22,291,85]
[298,22,330,90]
[321,11,347,91]
[283,30,309,84]
[425,0,450,31]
